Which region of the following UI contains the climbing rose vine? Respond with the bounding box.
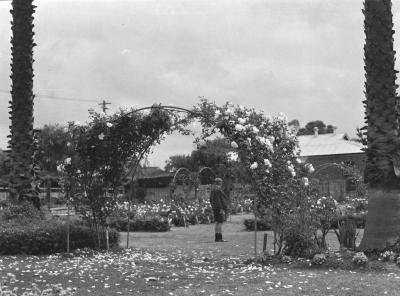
[191,99,317,253]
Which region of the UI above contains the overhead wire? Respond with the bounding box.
[0,89,99,103]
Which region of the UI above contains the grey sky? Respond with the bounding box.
[1,0,400,168]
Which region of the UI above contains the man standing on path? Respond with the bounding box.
[210,177,228,242]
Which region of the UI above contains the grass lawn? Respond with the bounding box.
[1,214,400,295]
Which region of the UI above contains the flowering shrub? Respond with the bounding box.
[380,250,397,262]
[280,255,292,263]
[55,107,191,248]
[192,99,316,255]
[352,252,368,265]
[311,195,337,249]
[0,273,75,295]
[312,253,327,265]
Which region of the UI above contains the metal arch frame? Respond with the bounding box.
[121,105,211,248]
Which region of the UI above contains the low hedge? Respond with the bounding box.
[244,218,272,231]
[109,218,170,232]
[0,221,119,255]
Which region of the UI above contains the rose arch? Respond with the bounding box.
[58,99,316,254]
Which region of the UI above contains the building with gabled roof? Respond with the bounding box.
[297,130,366,201]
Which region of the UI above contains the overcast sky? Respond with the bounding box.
[1,0,400,168]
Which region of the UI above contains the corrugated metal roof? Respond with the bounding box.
[297,133,364,157]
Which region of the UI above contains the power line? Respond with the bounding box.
[0,89,99,103]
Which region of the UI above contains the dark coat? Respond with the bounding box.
[210,188,228,212]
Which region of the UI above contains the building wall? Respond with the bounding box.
[301,153,366,201]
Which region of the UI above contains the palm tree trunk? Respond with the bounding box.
[8,0,39,207]
[359,189,400,250]
[359,0,400,251]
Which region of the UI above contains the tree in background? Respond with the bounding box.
[7,0,39,207]
[295,120,336,136]
[359,0,400,251]
[36,124,71,174]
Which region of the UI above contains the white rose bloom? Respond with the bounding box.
[288,165,294,172]
[76,169,81,174]
[98,133,105,140]
[250,162,258,170]
[231,141,239,149]
[264,159,272,168]
[214,110,221,118]
[238,118,246,125]
[198,139,206,147]
[106,122,113,128]
[287,160,291,165]
[252,127,259,134]
[235,124,244,131]
[245,111,251,116]
[302,177,309,186]
[57,164,64,172]
[227,152,238,162]
[64,157,71,165]
[306,163,315,174]
[291,171,296,177]
[296,158,302,164]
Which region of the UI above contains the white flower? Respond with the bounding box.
[306,163,315,174]
[76,169,81,174]
[225,109,233,115]
[106,122,113,128]
[302,177,309,186]
[63,127,69,133]
[198,139,206,148]
[66,142,71,147]
[231,141,239,149]
[264,159,272,168]
[238,118,246,124]
[250,162,258,170]
[291,171,296,177]
[64,157,71,165]
[75,121,81,126]
[235,124,244,132]
[98,133,105,140]
[252,127,259,134]
[57,164,64,172]
[227,152,238,162]
[214,110,221,118]
[287,160,291,165]
[287,165,294,172]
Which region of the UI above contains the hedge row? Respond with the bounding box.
[109,218,171,232]
[0,221,119,255]
[243,219,272,231]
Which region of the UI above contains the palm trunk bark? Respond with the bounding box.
[359,0,400,251]
[8,0,38,206]
[359,189,400,250]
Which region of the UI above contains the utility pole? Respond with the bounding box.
[98,100,111,113]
